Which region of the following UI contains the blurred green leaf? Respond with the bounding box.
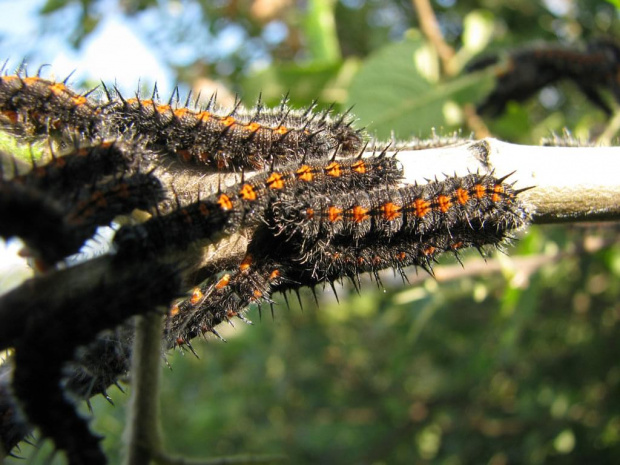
[241,61,343,108]
[305,0,341,64]
[606,0,620,9]
[347,35,495,139]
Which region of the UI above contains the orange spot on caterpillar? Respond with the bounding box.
[437,195,452,213]
[169,304,180,317]
[351,160,367,174]
[382,202,401,221]
[216,274,231,289]
[239,184,257,201]
[71,95,87,106]
[423,246,436,255]
[199,203,210,216]
[177,150,193,163]
[352,205,369,223]
[190,288,204,305]
[156,105,171,114]
[296,165,314,182]
[450,241,464,250]
[475,184,486,199]
[456,187,469,205]
[174,108,191,118]
[328,206,343,222]
[221,116,236,127]
[48,82,67,96]
[266,172,285,190]
[240,255,253,271]
[414,199,431,217]
[180,208,193,224]
[274,125,288,135]
[217,194,234,211]
[492,184,505,203]
[198,111,211,122]
[1,111,18,123]
[325,162,342,178]
[269,269,281,281]
[246,122,261,132]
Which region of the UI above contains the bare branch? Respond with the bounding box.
[123,313,165,465]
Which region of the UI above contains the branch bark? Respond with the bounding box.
[123,313,165,465]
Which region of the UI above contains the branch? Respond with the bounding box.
[123,313,165,465]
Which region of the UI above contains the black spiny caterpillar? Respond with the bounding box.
[467,38,620,117]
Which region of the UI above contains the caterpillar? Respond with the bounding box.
[6,140,145,199]
[0,67,366,172]
[268,172,525,248]
[468,38,620,117]
[102,87,365,170]
[0,69,102,141]
[2,255,182,465]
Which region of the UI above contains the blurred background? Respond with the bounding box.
[2,0,620,463]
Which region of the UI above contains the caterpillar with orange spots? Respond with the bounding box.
[102,86,365,170]
[0,68,102,140]
[166,253,285,346]
[112,151,402,258]
[5,140,143,201]
[278,226,518,289]
[165,201,527,347]
[0,67,365,172]
[268,172,525,247]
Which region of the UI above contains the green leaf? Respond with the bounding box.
[605,0,620,9]
[305,0,341,64]
[347,35,495,140]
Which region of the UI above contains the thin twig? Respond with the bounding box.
[597,110,620,145]
[123,312,165,465]
[462,103,491,139]
[411,0,456,75]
